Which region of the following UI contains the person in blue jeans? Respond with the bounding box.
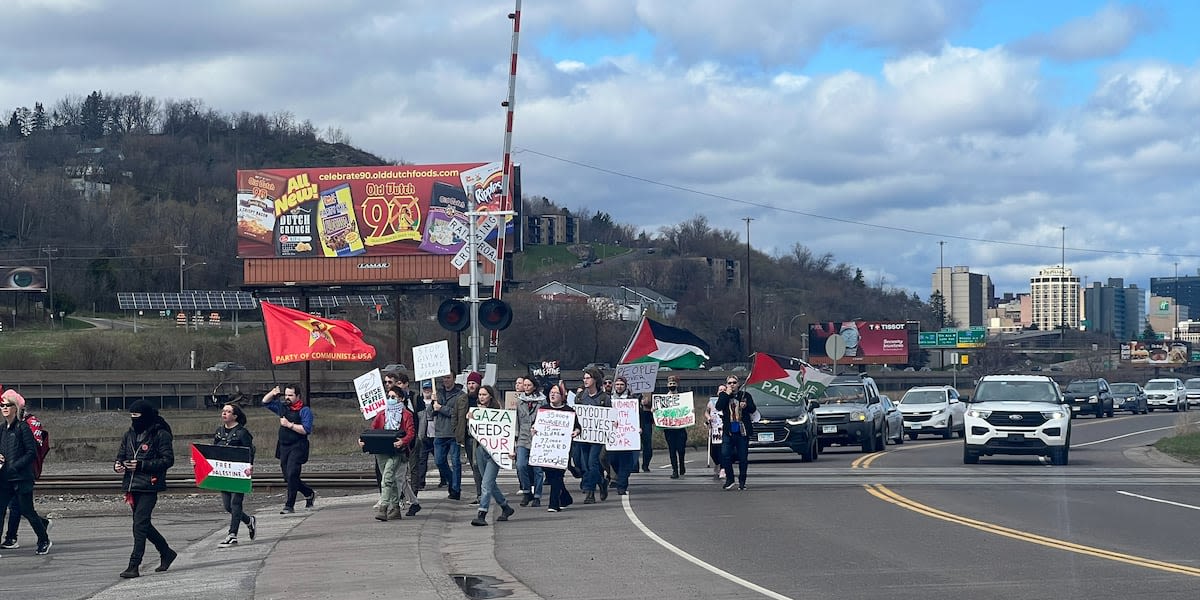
[470,386,515,526]
[716,375,756,491]
[607,377,639,495]
[432,373,465,500]
[573,367,611,503]
[513,376,545,507]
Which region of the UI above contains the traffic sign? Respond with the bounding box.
[825,334,847,361]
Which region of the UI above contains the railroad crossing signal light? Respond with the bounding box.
[436,300,470,332]
[478,299,513,331]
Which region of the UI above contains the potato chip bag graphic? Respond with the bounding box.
[316,183,366,257]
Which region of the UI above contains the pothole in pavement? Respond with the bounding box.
[450,574,512,599]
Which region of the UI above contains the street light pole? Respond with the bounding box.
[743,217,754,357]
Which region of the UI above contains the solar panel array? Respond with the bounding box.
[117,291,390,310]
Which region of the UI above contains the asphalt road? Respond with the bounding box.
[498,410,1200,599]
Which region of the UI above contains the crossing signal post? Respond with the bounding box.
[437,300,471,333]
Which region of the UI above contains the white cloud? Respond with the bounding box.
[1012,3,1151,62]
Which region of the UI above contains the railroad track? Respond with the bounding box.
[37,470,380,495]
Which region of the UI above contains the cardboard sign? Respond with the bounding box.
[354,369,387,420]
[529,408,574,469]
[607,398,641,451]
[615,363,659,394]
[574,404,615,444]
[652,391,695,429]
[413,340,451,381]
[468,407,516,469]
[528,359,561,391]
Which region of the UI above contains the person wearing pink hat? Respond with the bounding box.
[0,389,51,552]
[0,389,53,556]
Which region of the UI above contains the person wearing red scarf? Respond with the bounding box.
[263,384,316,514]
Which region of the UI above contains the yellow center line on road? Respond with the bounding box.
[864,483,1200,577]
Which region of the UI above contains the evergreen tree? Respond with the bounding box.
[1142,322,1157,341]
[80,90,107,140]
[31,102,48,133]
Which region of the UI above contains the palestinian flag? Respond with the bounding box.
[619,317,711,370]
[191,444,253,494]
[745,352,836,404]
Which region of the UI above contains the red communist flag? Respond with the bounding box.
[260,301,376,365]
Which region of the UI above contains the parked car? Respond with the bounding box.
[1145,378,1187,412]
[963,375,1072,465]
[1184,378,1200,409]
[1062,378,1114,418]
[206,361,245,372]
[880,394,905,445]
[813,375,887,453]
[745,391,820,462]
[897,385,966,439]
[1110,382,1148,414]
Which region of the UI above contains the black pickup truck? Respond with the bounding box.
[1063,378,1114,418]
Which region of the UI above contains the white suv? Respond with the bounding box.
[897,385,966,439]
[1145,378,1187,412]
[963,375,1071,466]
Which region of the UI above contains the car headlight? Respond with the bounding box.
[1088,395,1098,403]
[966,408,991,419]
[786,414,809,425]
[1041,410,1066,420]
[850,410,867,421]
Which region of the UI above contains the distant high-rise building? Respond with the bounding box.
[1030,266,1079,331]
[932,266,993,328]
[1082,278,1145,341]
[1149,272,1200,321]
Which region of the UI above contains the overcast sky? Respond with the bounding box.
[3,0,1199,299]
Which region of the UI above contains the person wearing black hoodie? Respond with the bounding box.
[0,391,52,557]
[114,399,177,579]
[716,376,756,491]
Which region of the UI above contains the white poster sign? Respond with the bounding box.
[607,398,641,451]
[652,391,695,429]
[468,407,516,470]
[615,363,659,394]
[574,404,615,445]
[413,340,451,381]
[354,369,387,420]
[529,408,574,469]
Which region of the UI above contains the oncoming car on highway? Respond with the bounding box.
[963,375,1071,466]
[896,385,965,439]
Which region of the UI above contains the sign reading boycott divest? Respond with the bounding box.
[652,391,695,429]
[468,407,516,470]
[574,404,615,444]
[354,369,387,420]
[529,408,574,469]
[607,398,641,451]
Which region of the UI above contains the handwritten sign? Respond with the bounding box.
[528,359,561,390]
[529,408,573,469]
[574,404,615,444]
[354,369,386,420]
[468,407,515,469]
[652,391,695,429]
[615,362,659,394]
[607,398,641,451]
[413,340,451,381]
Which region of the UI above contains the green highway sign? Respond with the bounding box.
[919,328,988,349]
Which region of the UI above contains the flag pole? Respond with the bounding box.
[259,300,278,389]
[619,315,648,364]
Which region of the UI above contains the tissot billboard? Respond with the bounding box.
[807,321,910,365]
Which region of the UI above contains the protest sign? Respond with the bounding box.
[615,362,659,395]
[528,359,561,391]
[354,369,386,420]
[607,398,641,451]
[469,407,516,469]
[413,340,451,381]
[529,408,573,469]
[652,391,695,429]
[191,444,252,494]
[574,404,616,444]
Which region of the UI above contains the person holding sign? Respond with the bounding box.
[639,393,655,472]
[574,367,611,504]
[608,377,640,495]
[663,375,689,479]
[537,383,580,513]
[716,375,757,491]
[704,397,725,481]
[195,404,256,548]
[513,376,546,508]
[360,386,417,521]
[263,385,316,514]
[470,386,516,526]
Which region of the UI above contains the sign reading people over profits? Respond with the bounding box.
[652,392,695,429]
[529,409,574,469]
[468,407,516,469]
[574,404,616,444]
[607,398,641,451]
[615,362,659,395]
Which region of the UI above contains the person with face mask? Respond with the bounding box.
[360,385,417,521]
[262,384,315,514]
[0,390,52,557]
[662,375,689,479]
[513,376,546,507]
[114,400,176,579]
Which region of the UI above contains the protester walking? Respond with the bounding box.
[662,375,689,478]
[608,377,639,495]
[573,367,611,503]
[0,390,52,557]
[263,384,316,513]
[513,375,546,507]
[705,395,725,480]
[0,390,51,552]
[432,373,466,500]
[539,383,579,513]
[717,376,757,491]
[412,380,438,495]
[461,371,485,504]
[202,404,257,547]
[361,386,417,521]
[115,400,176,578]
[470,385,516,526]
[638,391,655,472]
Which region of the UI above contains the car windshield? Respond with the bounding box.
[1145,381,1176,391]
[974,381,1059,403]
[1065,381,1098,393]
[1186,380,1200,390]
[820,385,868,404]
[1110,384,1139,394]
[899,390,946,405]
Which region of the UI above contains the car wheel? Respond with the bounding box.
[800,437,817,462]
[861,429,875,453]
[894,426,904,445]
[963,445,979,464]
[1050,445,1069,466]
[1106,405,1114,418]
[907,432,918,440]
[876,426,887,450]
[942,418,954,439]
[1173,404,1181,412]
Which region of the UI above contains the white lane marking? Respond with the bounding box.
[1117,490,1200,511]
[621,495,794,600]
[1074,424,1183,447]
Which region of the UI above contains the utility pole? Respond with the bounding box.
[174,244,188,293]
[42,246,58,323]
[743,217,754,358]
[938,240,945,370]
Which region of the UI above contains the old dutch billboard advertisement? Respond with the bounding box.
[807,320,910,365]
[236,163,514,259]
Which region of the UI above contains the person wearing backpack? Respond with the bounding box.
[0,389,53,556]
[0,390,52,552]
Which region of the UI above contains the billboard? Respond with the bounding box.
[236,163,514,260]
[1125,340,1190,366]
[807,321,910,365]
[0,266,48,292]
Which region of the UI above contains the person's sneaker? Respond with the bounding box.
[530,498,541,507]
[386,505,403,520]
[670,471,679,479]
[641,466,650,473]
[599,478,610,501]
[519,492,532,507]
[498,504,515,522]
[723,481,737,490]
[448,490,461,500]
[279,507,295,514]
[218,534,238,548]
[304,491,317,509]
[738,485,746,491]
[119,565,140,579]
[247,516,257,541]
[617,489,628,495]
[583,492,596,504]
[36,540,52,555]
[405,504,422,517]
[1,538,18,550]
[546,507,560,513]
[469,496,480,505]
[470,511,488,527]
[437,480,448,488]
[375,506,389,522]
